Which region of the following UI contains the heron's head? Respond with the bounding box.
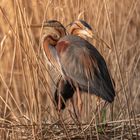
[67,20,93,39]
[41,20,66,46]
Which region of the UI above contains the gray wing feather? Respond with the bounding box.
[59,38,115,102]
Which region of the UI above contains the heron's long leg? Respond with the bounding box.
[70,97,79,120]
[57,79,64,111]
[76,87,83,115]
[58,93,61,111]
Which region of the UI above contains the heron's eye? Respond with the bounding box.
[53,34,60,39]
[84,27,87,30]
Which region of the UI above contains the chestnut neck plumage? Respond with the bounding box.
[42,33,59,65]
[41,26,66,67]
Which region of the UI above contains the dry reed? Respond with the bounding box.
[0,0,140,139]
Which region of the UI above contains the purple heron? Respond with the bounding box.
[54,20,115,113]
[40,20,115,114]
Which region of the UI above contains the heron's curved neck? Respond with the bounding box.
[43,36,58,65]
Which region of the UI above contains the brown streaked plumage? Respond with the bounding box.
[67,20,93,39]
[41,20,66,69]
[67,20,111,49]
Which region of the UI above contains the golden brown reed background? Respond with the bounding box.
[0,0,140,139]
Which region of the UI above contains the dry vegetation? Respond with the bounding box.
[0,0,140,139]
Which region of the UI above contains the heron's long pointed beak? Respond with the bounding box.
[87,30,94,38]
[92,34,111,49]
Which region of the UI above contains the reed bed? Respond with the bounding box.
[0,0,140,139]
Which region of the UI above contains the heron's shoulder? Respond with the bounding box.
[58,35,98,53]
